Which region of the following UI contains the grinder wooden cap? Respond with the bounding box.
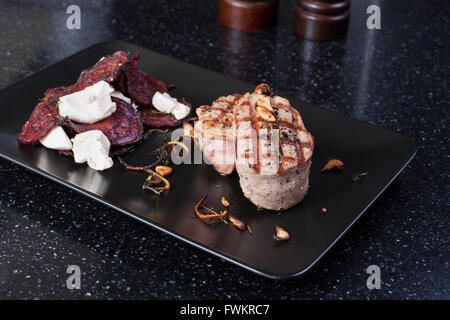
[218,0,279,32]
[294,0,350,41]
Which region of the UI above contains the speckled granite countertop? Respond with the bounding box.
[0,0,448,299]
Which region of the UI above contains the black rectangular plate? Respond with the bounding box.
[0,40,416,279]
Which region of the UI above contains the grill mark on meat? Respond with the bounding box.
[271,103,283,175]
[287,104,303,173]
[265,121,274,159]
[234,96,261,172]
[281,155,298,161]
[249,101,261,173]
[233,99,240,166]
[273,101,297,174]
[238,116,302,130]
[210,106,234,113]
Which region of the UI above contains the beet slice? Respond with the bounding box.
[69,97,143,147]
[19,100,60,144]
[44,85,75,102]
[140,108,185,128]
[43,51,128,101]
[76,51,128,89]
[124,52,169,108]
[123,54,192,127]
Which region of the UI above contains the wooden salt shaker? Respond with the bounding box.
[294,0,350,41]
[218,0,279,32]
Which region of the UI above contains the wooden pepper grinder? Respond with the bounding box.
[218,0,279,32]
[294,0,350,41]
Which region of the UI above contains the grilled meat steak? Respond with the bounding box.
[195,94,242,175]
[235,84,314,210]
[195,84,314,210]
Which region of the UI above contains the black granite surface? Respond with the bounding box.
[0,0,448,299]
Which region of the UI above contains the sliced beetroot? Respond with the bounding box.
[43,51,128,101]
[20,50,191,150]
[43,51,191,129]
[124,52,169,108]
[44,85,75,102]
[69,97,143,147]
[140,96,191,128]
[140,107,185,128]
[76,51,128,89]
[19,100,60,144]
